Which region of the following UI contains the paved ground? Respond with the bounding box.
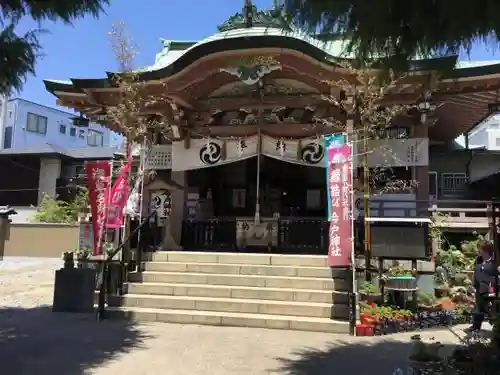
[0,257,475,375]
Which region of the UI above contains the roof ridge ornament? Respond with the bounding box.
[217,2,291,32]
[219,56,282,85]
[155,38,172,64]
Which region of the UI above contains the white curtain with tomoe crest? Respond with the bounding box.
[261,135,325,167]
[171,136,259,171]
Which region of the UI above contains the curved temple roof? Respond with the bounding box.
[44,3,500,141]
[44,4,500,92]
[44,4,474,91]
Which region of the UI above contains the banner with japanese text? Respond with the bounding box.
[327,143,352,267]
[86,161,111,256]
[324,134,346,221]
[106,162,130,229]
[106,147,132,229]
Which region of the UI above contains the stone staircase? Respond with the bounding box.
[107,251,351,333]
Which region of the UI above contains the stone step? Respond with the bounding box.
[107,306,350,333]
[143,261,334,278]
[128,271,349,291]
[109,294,348,319]
[146,251,330,268]
[126,282,349,304]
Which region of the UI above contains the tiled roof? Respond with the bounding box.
[0,144,119,159]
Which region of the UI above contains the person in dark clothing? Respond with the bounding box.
[466,241,497,332]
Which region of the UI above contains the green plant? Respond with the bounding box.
[34,194,73,223]
[359,281,378,295]
[33,189,89,224]
[67,187,89,220]
[384,263,413,277]
[103,242,115,259]
[491,313,500,348]
[460,233,485,271]
[409,335,444,362]
[417,291,437,306]
[76,246,91,260]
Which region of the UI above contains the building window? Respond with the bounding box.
[78,129,85,139]
[373,127,409,139]
[440,173,467,196]
[87,130,103,147]
[70,127,76,137]
[26,112,47,134]
[59,123,66,134]
[496,137,500,147]
[3,126,12,149]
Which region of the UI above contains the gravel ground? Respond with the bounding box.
[0,257,473,375]
[0,257,60,308]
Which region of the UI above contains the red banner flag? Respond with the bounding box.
[106,161,131,229]
[327,144,353,267]
[86,161,111,256]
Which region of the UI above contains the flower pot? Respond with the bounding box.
[359,313,374,322]
[364,325,374,336]
[385,276,417,290]
[356,323,368,336]
[419,304,441,313]
[360,293,382,304]
[434,286,449,298]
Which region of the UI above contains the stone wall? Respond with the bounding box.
[3,223,78,258]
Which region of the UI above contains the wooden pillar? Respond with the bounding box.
[413,114,429,206]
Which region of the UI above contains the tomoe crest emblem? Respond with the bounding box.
[301,142,324,164]
[199,142,222,165]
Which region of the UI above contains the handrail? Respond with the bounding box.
[96,210,157,321]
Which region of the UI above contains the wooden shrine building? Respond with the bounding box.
[44,3,500,255]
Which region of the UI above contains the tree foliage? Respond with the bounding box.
[0,0,109,95]
[322,62,417,193]
[33,188,89,224]
[106,22,173,144]
[280,0,500,64]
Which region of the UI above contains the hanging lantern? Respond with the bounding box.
[236,138,248,157]
[276,138,286,158]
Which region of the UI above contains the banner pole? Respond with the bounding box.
[346,121,358,336]
[106,158,114,253]
[135,140,147,271]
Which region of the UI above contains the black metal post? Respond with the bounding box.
[348,265,356,336]
[492,201,499,300]
[96,262,107,321]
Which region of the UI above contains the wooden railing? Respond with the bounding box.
[368,199,494,228]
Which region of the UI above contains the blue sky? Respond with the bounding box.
[14,0,500,111]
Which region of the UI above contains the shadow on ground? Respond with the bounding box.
[0,306,150,375]
[276,336,458,375]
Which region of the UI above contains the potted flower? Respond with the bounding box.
[359,281,382,304]
[434,265,450,298]
[382,263,417,290]
[417,291,440,312]
[447,332,498,375]
[61,251,75,269]
[408,335,444,374]
[358,301,377,325]
[76,247,92,268]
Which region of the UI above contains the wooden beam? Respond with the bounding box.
[196,94,327,111]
